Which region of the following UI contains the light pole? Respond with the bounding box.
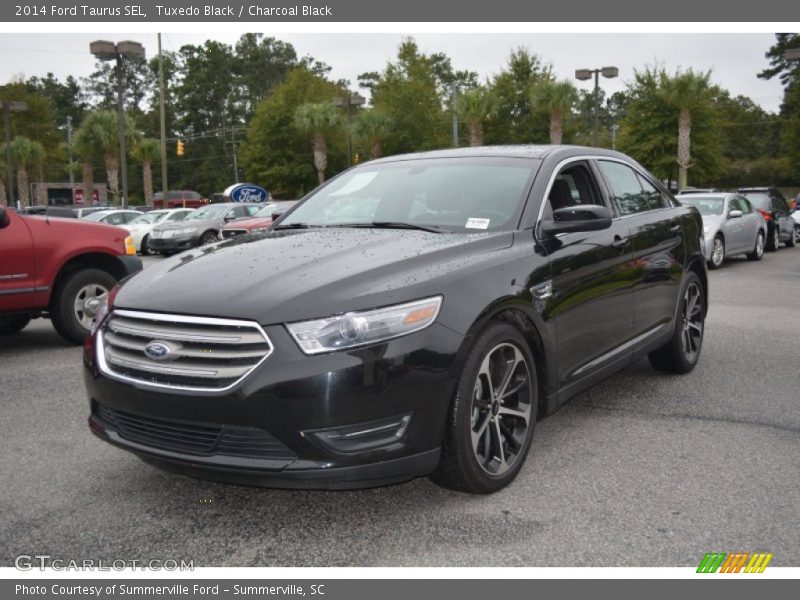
[2,99,28,210]
[575,66,618,147]
[333,93,365,168]
[90,40,146,209]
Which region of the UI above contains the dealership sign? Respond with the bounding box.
[225,183,268,203]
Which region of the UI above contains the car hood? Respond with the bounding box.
[222,216,272,230]
[115,228,513,323]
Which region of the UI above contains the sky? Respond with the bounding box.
[0,32,786,112]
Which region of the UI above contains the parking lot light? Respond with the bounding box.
[575,66,619,146]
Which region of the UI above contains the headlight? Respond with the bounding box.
[174,226,197,235]
[249,227,269,235]
[286,296,443,355]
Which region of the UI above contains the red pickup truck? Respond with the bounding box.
[0,203,142,344]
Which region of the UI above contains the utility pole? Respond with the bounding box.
[158,33,168,201]
[451,85,459,147]
[66,116,75,204]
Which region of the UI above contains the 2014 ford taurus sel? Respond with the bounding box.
[84,146,707,494]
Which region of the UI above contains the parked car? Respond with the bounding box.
[738,187,796,250]
[152,190,209,209]
[677,193,767,268]
[81,209,143,226]
[147,202,260,255]
[219,201,298,239]
[73,205,113,219]
[123,209,195,255]
[84,145,707,494]
[0,203,141,343]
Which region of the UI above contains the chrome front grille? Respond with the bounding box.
[98,310,273,391]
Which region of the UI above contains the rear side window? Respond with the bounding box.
[598,160,656,215]
[771,196,789,212]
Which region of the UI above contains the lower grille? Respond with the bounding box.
[221,229,247,239]
[93,403,296,460]
[98,310,273,392]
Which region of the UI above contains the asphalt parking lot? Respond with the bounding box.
[1,251,798,568]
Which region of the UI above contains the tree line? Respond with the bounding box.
[1,33,798,206]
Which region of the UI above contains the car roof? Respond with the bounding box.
[365,144,633,165]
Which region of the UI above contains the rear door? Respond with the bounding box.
[540,160,636,386]
[596,160,685,341]
[0,211,36,311]
[770,193,793,241]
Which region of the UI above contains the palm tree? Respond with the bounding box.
[131,138,161,207]
[294,102,342,185]
[77,110,138,204]
[658,69,713,191]
[9,137,44,208]
[352,109,393,159]
[530,79,577,145]
[456,87,494,147]
[72,125,96,205]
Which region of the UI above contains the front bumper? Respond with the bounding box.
[84,322,464,489]
[147,234,199,252]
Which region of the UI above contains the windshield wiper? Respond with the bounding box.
[273,222,317,230]
[331,221,450,233]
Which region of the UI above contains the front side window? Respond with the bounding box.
[544,163,605,219]
[280,157,539,233]
[598,160,659,216]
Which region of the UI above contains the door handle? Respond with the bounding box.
[612,236,629,251]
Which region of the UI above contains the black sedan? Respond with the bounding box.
[84,145,707,493]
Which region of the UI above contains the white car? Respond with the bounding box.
[123,209,195,255]
[80,209,143,226]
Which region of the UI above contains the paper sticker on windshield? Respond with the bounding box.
[466,218,490,230]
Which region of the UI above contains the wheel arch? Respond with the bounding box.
[456,299,555,419]
[50,253,128,305]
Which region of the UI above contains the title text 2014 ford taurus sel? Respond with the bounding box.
[83,146,707,494]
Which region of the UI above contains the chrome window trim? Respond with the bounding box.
[534,155,670,239]
[96,309,274,394]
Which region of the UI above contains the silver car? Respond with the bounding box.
[678,193,766,269]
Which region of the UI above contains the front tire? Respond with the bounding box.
[140,235,152,256]
[50,268,116,345]
[0,315,31,335]
[200,231,218,245]
[431,322,538,494]
[648,272,705,374]
[786,226,796,248]
[708,235,725,269]
[747,231,765,261]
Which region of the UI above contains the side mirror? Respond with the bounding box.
[223,214,236,222]
[0,205,9,229]
[541,205,612,235]
[728,210,743,219]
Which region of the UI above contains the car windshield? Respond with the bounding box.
[740,193,771,210]
[82,211,112,221]
[131,211,169,225]
[186,205,229,220]
[280,157,539,232]
[680,196,725,216]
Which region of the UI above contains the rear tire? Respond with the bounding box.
[431,322,538,494]
[747,231,765,261]
[766,225,780,252]
[0,315,31,335]
[50,268,116,345]
[648,272,705,374]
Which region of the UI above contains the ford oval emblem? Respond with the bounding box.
[144,341,171,361]
[227,183,268,203]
